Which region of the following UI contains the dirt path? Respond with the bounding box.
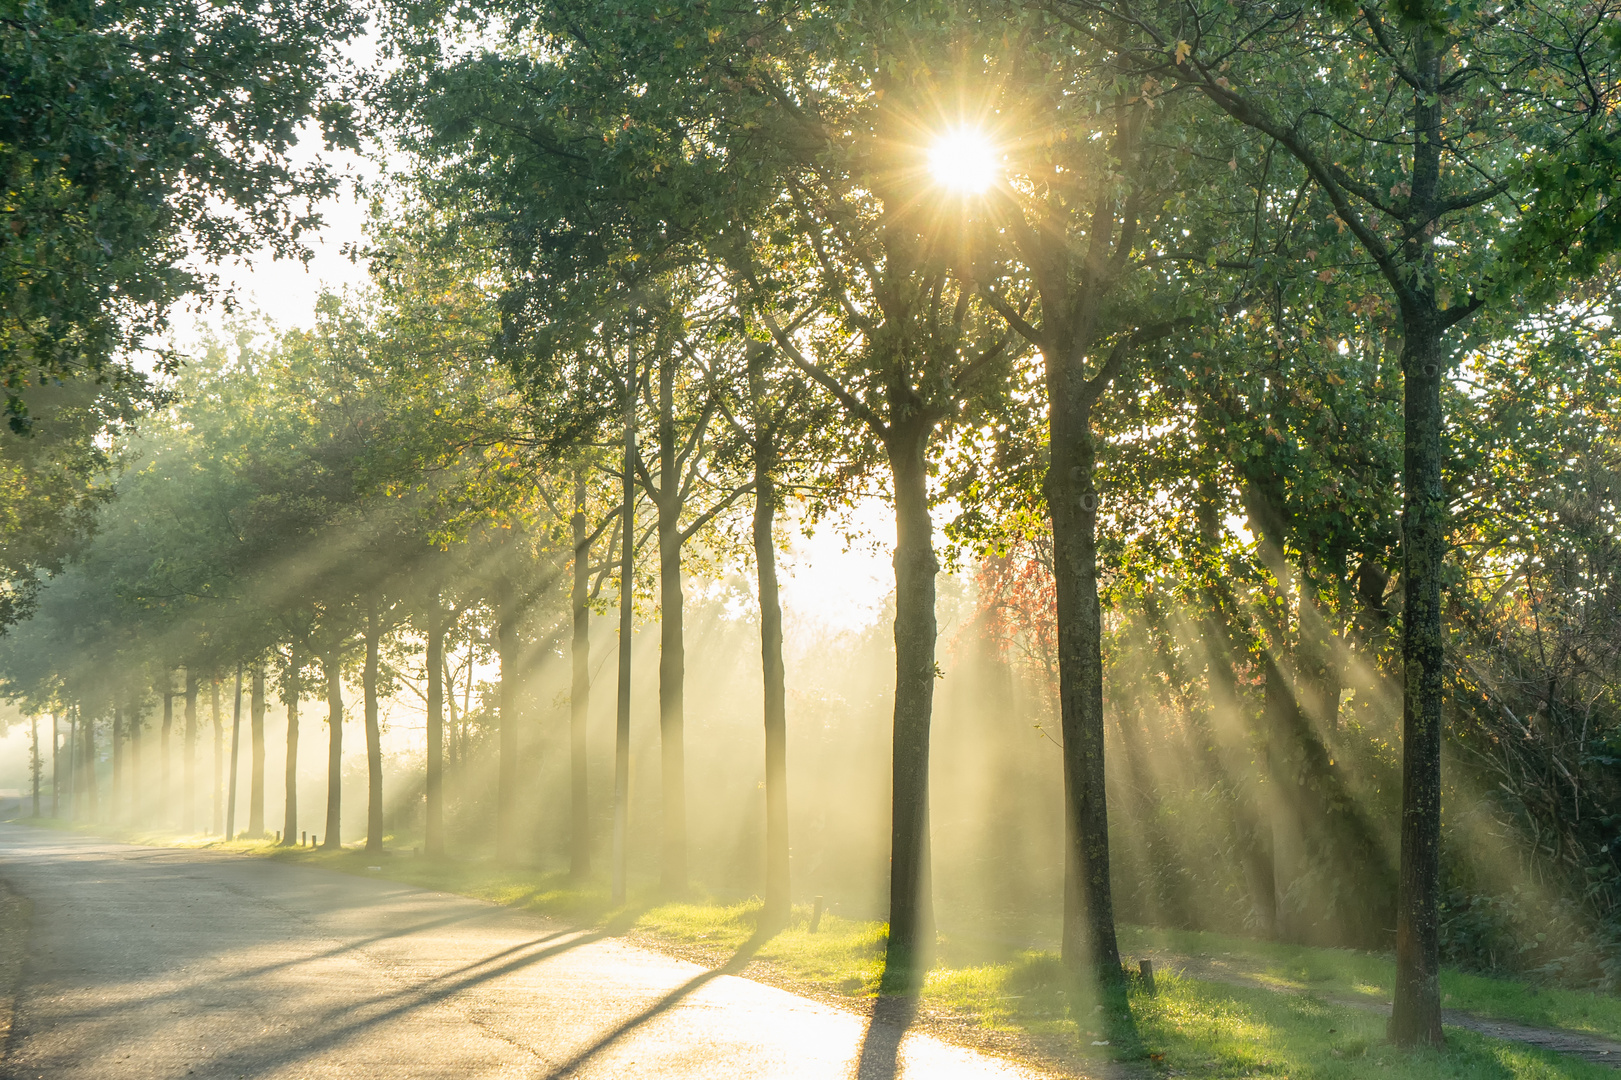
[1142,950,1621,1069]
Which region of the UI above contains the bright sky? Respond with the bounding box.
[167,128,376,348]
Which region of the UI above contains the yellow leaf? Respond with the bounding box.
[1174,40,1191,64]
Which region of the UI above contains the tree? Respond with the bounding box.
[0,0,362,421]
[1081,0,1621,1039]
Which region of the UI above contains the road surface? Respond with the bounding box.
[0,826,1048,1079]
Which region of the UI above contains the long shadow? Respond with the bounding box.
[190,924,624,1076]
[852,992,920,1080]
[535,926,778,1079]
[1,830,625,1029]
[227,924,578,989]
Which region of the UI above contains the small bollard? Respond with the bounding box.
[808,895,825,934]
[312,834,318,848]
[1138,958,1156,994]
[301,831,307,847]
[275,830,281,843]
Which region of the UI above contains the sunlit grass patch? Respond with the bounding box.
[920,951,1074,1036]
[1136,971,1617,1080]
[1120,923,1621,1041]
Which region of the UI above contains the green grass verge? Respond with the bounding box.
[1120,924,1621,1042]
[13,818,1620,1078]
[1137,970,1619,1080]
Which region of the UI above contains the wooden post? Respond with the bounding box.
[1139,958,1156,994]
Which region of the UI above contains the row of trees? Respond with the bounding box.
[4,0,1620,1054]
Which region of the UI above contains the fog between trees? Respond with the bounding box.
[3,0,1621,1054]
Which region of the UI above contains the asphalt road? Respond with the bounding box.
[0,826,1045,1079]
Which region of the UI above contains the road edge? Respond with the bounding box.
[0,878,32,1063]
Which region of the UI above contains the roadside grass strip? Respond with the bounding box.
[17,819,1620,1079]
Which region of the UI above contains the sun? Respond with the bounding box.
[928,129,998,194]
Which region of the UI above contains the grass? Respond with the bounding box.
[1120,924,1621,1042]
[1136,971,1620,1080]
[15,816,1621,1079]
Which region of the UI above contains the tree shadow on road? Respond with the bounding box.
[536,925,778,1079]
[852,991,920,1080]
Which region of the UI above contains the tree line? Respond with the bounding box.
[3,0,1621,1051]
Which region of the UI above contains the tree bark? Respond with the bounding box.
[211,680,223,835]
[655,351,688,896]
[323,650,343,850]
[495,596,520,863]
[29,715,39,818]
[426,605,446,859]
[364,604,385,854]
[127,697,142,825]
[226,666,243,841]
[160,691,173,828]
[50,712,60,818]
[1046,394,1123,985]
[111,704,123,823]
[883,419,938,979]
[184,674,197,832]
[282,649,299,846]
[81,707,98,821]
[1387,27,1448,1044]
[65,711,77,819]
[1390,318,1447,1046]
[65,712,77,819]
[755,462,790,929]
[249,665,266,837]
[569,480,591,879]
[612,331,636,906]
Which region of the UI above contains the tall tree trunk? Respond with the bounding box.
[50,713,60,818]
[160,691,172,828]
[755,461,790,929]
[1391,316,1447,1046]
[883,421,938,980]
[495,597,519,863]
[66,712,78,820]
[249,665,266,836]
[364,604,384,854]
[655,352,688,895]
[211,681,223,835]
[29,715,39,818]
[184,675,197,832]
[443,656,460,789]
[127,697,142,826]
[569,481,591,879]
[226,666,243,841]
[426,606,445,859]
[323,650,343,850]
[111,704,123,823]
[282,648,300,846]
[612,330,636,906]
[1046,394,1124,986]
[82,708,98,821]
